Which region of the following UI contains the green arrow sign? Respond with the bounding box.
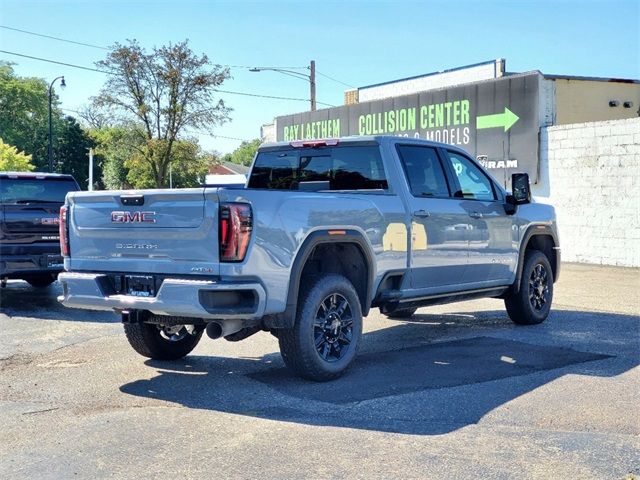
[476,107,520,132]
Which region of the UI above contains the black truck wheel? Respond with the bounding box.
[25,274,56,288]
[278,274,363,381]
[381,305,417,319]
[505,249,554,325]
[123,321,203,360]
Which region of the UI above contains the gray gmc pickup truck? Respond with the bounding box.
[59,136,560,381]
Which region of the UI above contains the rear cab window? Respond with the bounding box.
[0,176,79,204]
[247,145,388,192]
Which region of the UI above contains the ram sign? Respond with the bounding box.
[275,72,542,185]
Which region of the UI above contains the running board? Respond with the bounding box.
[378,286,508,310]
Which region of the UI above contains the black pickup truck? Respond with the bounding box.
[0,172,79,287]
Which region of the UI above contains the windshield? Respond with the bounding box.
[0,177,79,203]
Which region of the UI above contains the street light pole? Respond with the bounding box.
[48,76,66,173]
[249,61,317,111]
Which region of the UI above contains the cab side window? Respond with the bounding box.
[397,145,450,198]
[445,151,496,201]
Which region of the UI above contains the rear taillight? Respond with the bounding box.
[219,203,252,262]
[59,205,70,256]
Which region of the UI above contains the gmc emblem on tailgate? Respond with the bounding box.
[111,211,157,223]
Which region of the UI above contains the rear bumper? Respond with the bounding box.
[57,272,267,320]
[0,251,64,277]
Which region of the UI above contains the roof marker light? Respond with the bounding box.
[289,139,339,148]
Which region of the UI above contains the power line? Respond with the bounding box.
[0,25,110,50]
[61,108,248,143]
[316,70,357,89]
[0,49,335,106]
[213,88,335,107]
[0,25,308,71]
[1,26,355,90]
[202,133,250,142]
[0,49,109,73]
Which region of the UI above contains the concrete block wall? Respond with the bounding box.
[537,117,640,267]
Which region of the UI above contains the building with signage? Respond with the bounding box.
[262,59,639,188]
[260,60,639,267]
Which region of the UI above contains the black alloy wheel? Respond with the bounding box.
[529,263,550,312]
[505,249,553,325]
[278,274,363,381]
[313,292,354,362]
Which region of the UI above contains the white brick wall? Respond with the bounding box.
[535,118,640,267]
[358,61,501,102]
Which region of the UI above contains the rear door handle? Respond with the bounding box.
[469,211,483,219]
[413,210,431,218]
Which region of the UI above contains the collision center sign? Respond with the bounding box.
[275,72,541,184]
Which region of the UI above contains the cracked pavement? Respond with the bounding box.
[1,263,639,479]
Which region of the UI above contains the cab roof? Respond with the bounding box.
[259,135,472,156]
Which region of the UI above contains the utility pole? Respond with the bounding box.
[88,148,94,191]
[169,163,173,189]
[310,60,316,112]
[249,62,317,112]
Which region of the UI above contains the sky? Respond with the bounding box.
[1,0,639,154]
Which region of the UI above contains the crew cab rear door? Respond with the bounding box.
[395,144,469,288]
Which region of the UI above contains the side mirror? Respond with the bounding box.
[504,173,531,215]
[511,173,531,204]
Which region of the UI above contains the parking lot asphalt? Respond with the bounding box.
[1,263,638,480]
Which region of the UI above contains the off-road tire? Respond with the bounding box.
[505,249,554,325]
[123,321,203,360]
[25,274,56,288]
[381,305,417,319]
[278,274,363,381]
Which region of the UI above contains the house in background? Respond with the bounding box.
[205,161,249,187]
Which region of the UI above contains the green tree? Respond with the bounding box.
[224,138,261,167]
[0,138,35,171]
[0,63,95,185]
[123,137,214,189]
[0,62,49,164]
[52,116,98,188]
[89,125,144,189]
[167,142,216,188]
[93,40,231,188]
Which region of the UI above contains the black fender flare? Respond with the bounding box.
[263,229,375,329]
[512,224,560,293]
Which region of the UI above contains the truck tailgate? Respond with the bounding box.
[1,203,61,241]
[67,189,220,276]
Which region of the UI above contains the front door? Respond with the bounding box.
[396,144,469,290]
[442,149,518,285]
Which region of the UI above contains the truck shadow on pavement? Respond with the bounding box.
[0,280,118,323]
[120,309,638,435]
